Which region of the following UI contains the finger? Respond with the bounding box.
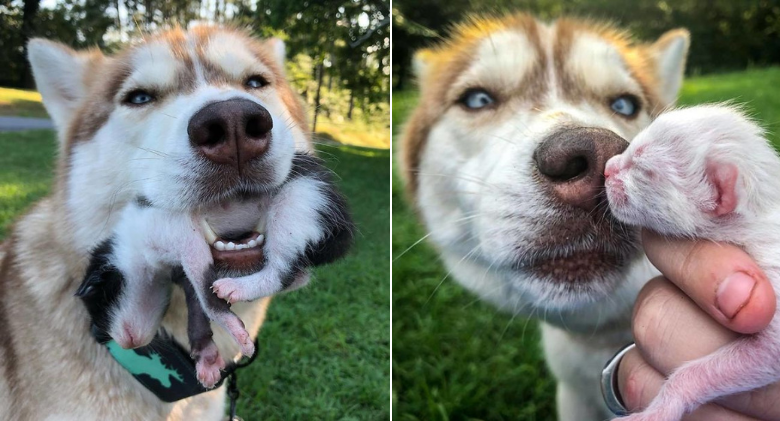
[633,277,780,419]
[642,230,776,334]
[617,348,762,421]
[632,276,738,372]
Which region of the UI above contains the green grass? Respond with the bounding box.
[0,131,390,420]
[0,130,57,238]
[391,66,780,420]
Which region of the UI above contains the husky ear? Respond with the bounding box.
[650,29,690,107]
[412,49,433,80]
[265,38,286,68]
[27,39,101,130]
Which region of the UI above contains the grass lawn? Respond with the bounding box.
[0,127,390,418]
[391,66,780,420]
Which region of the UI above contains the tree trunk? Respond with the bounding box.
[20,0,41,89]
[114,0,123,39]
[347,89,355,120]
[395,57,407,91]
[144,0,153,24]
[312,61,325,133]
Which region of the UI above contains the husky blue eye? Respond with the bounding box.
[125,90,154,105]
[245,76,269,89]
[611,95,639,117]
[460,89,495,110]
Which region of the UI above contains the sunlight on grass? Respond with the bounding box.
[0,87,42,103]
[0,87,49,119]
[317,117,390,149]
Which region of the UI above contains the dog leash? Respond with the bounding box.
[222,340,260,421]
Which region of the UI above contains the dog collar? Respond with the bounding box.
[91,324,222,402]
[92,323,257,419]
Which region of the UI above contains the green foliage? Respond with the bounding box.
[0,0,390,131]
[392,0,780,88]
[0,129,390,419]
[391,66,780,420]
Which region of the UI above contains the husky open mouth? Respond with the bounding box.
[198,199,270,271]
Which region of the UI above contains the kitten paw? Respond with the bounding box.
[213,313,256,357]
[212,277,248,304]
[194,342,226,388]
[620,411,676,421]
[195,355,225,388]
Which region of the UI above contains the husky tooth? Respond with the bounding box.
[199,218,218,244]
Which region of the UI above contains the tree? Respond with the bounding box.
[20,0,40,88]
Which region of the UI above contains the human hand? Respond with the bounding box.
[616,230,779,420]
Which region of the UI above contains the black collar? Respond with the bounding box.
[91,324,257,403]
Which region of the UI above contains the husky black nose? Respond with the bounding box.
[534,127,628,211]
[188,98,273,171]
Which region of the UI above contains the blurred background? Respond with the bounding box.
[392,1,780,420]
[1,0,390,148]
[393,0,780,88]
[0,0,390,419]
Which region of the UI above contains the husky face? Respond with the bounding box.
[28,27,310,253]
[401,15,689,319]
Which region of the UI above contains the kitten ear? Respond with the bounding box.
[707,162,739,216]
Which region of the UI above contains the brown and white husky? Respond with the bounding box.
[0,26,311,419]
[400,13,689,420]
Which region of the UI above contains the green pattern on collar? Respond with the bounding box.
[107,340,184,388]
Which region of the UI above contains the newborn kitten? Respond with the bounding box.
[604,104,780,421]
[78,153,353,387]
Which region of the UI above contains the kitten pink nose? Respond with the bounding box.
[604,156,621,178]
[534,127,628,211]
